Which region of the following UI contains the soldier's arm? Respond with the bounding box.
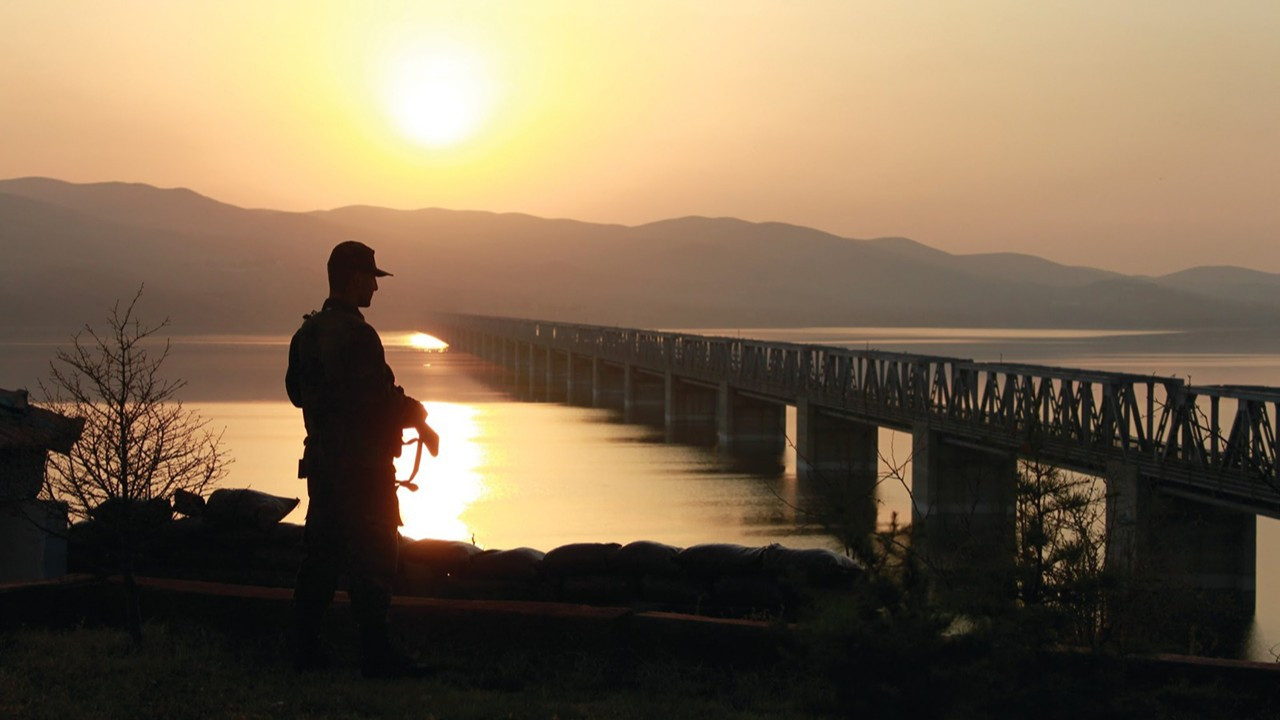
[285,324,314,409]
[345,323,428,431]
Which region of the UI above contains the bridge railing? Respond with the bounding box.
[439,315,1280,511]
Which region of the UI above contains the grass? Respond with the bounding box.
[0,621,804,720]
[3,584,1279,719]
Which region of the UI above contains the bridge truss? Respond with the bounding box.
[437,315,1280,518]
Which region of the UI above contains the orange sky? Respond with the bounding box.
[2,1,1277,274]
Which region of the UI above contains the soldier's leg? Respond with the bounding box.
[294,507,346,668]
[346,519,409,676]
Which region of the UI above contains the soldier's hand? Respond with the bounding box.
[416,419,440,457]
[406,398,429,426]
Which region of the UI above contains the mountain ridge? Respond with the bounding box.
[2,177,1277,337]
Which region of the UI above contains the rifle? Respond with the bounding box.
[396,421,439,492]
[296,423,439,488]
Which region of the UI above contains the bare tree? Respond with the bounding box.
[39,288,229,644]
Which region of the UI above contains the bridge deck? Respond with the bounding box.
[434,315,1280,519]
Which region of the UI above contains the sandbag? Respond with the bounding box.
[541,542,621,575]
[253,543,304,573]
[204,488,299,530]
[157,515,214,545]
[437,577,550,602]
[713,575,786,611]
[676,543,767,577]
[400,538,482,576]
[239,522,304,558]
[613,540,682,576]
[272,521,305,548]
[558,572,637,604]
[396,561,437,596]
[66,519,115,572]
[172,488,206,517]
[90,496,172,531]
[149,517,230,571]
[640,574,710,608]
[468,547,545,580]
[762,546,864,586]
[68,518,111,548]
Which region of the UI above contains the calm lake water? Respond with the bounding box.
[7,326,1280,659]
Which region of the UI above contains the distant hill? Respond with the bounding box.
[1145,266,1280,309]
[2,177,1279,338]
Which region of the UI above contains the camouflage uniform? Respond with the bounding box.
[286,296,425,665]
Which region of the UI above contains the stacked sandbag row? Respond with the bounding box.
[395,539,864,618]
[68,488,304,587]
[66,487,865,618]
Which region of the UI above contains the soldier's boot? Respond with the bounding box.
[293,597,332,672]
[359,619,431,679]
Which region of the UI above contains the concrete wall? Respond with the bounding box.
[0,500,68,583]
[0,448,45,501]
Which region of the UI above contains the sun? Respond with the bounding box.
[384,41,494,148]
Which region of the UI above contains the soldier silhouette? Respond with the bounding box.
[286,240,438,678]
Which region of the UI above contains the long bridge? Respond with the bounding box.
[427,314,1276,642]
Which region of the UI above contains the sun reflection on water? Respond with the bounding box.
[394,401,485,542]
[390,331,450,351]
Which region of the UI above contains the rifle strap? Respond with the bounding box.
[396,437,425,492]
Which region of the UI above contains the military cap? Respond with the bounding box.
[328,240,392,278]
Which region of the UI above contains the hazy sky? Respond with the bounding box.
[3,1,1277,274]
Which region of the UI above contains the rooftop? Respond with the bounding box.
[0,389,85,454]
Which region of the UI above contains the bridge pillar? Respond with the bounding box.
[525,344,547,401]
[513,341,527,396]
[567,354,594,406]
[911,426,1017,613]
[795,400,878,482]
[717,384,786,455]
[795,399,879,543]
[504,340,523,395]
[545,348,568,403]
[593,360,625,410]
[500,338,514,387]
[502,338,520,391]
[625,366,666,426]
[665,375,719,445]
[1105,462,1256,656]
